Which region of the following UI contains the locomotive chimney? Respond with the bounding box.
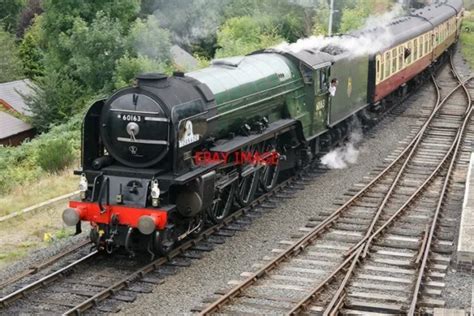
[135,73,168,88]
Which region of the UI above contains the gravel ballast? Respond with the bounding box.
[0,52,471,315]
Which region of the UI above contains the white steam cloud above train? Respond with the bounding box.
[274,3,403,58]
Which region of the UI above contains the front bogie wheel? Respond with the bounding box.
[154,225,177,256]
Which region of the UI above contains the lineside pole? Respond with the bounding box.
[328,0,334,36]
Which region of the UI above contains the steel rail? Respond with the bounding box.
[0,240,92,290]
[287,72,446,316]
[0,250,99,308]
[408,56,473,315]
[289,65,474,316]
[344,73,442,256]
[62,175,298,315]
[198,68,450,315]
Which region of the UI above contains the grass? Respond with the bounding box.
[0,168,78,217]
[0,204,78,268]
[460,11,474,68]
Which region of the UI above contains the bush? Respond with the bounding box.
[113,54,166,89]
[0,113,82,194]
[461,13,474,68]
[215,16,284,58]
[25,70,85,132]
[36,138,75,173]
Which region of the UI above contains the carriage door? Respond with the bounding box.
[313,66,330,132]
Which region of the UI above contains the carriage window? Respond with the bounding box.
[380,55,385,80]
[376,57,381,82]
[419,36,423,57]
[414,39,418,61]
[405,42,412,64]
[391,48,397,73]
[385,51,391,77]
[420,36,424,57]
[425,34,429,55]
[398,47,403,70]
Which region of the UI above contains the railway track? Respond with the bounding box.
[195,56,474,315]
[0,56,469,315]
[0,87,418,314]
[0,169,316,314]
[0,239,92,290]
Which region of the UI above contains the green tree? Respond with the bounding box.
[39,0,139,74]
[24,71,83,131]
[215,16,284,58]
[19,14,44,78]
[26,0,141,130]
[128,15,171,64]
[0,28,23,83]
[113,55,165,89]
[151,0,229,49]
[0,0,25,32]
[112,15,172,89]
[312,3,330,35]
[339,7,369,33]
[223,0,310,42]
[63,12,127,92]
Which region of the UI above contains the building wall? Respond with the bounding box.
[0,129,36,146]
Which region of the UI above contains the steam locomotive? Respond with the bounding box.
[63,0,464,255]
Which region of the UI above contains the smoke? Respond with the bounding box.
[362,3,404,29]
[273,3,403,58]
[151,0,229,48]
[320,120,363,169]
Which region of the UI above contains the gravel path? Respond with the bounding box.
[116,70,435,315]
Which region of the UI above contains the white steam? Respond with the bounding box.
[320,122,363,170]
[274,3,403,58]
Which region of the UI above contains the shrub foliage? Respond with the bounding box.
[36,138,75,173]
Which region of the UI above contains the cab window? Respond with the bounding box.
[300,63,313,84]
[319,68,329,92]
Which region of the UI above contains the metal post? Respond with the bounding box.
[328,0,334,36]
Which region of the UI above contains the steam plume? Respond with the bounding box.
[320,120,362,169]
[274,3,403,58]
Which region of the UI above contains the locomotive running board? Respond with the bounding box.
[209,119,297,153]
